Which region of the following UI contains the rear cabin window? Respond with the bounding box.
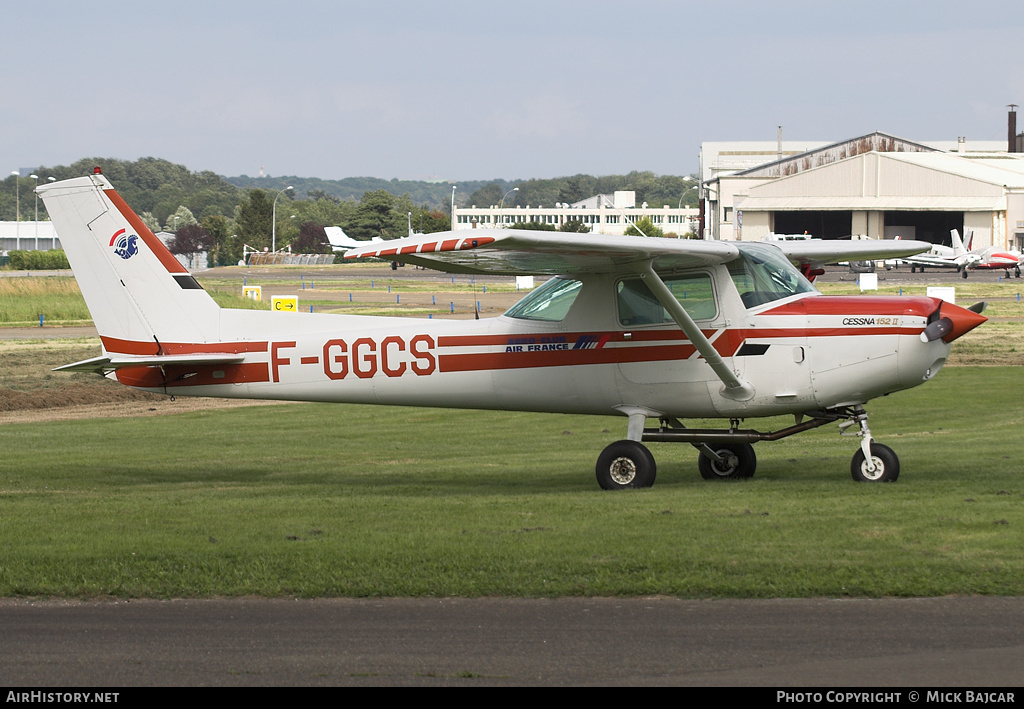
[616,273,716,326]
[505,277,582,322]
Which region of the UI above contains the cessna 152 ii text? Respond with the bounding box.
[39,171,987,489]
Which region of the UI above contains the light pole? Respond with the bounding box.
[10,171,19,241]
[30,174,39,247]
[272,185,293,252]
[450,185,457,230]
[499,187,518,226]
[678,176,696,208]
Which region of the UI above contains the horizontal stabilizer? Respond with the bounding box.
[55,352,246,374]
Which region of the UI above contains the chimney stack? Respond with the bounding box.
[1009,105,1018,153]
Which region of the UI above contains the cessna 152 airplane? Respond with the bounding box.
[39,171,987,489]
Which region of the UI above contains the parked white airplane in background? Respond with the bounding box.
[960,230,1023,278]
[324,226,383,252]
[898,231,981,274]
[39,171,986,489]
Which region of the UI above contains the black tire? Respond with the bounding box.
[697,443,756,480]
[962,269,969,279]
[850,443,900,482]
[596,440,656,490]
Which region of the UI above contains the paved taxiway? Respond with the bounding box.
[2,597,1022,686]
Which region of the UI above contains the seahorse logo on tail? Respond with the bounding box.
[109,228,139,260]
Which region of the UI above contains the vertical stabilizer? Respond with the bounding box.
[37,173,221,354]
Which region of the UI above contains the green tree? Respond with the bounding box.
[201,214,238,266]
[291,222,331,254]
[624,216,665,238]
[167,223,213,270]
[163,205,197,233]
[558,219,590,233]
[414,209,450,233]
[346,190,406,240]
[236,189,273,250]
[467,182,504,207]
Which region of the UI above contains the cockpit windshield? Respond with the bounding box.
[727,243,816,309]
[505,276,582,321]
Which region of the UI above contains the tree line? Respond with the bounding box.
[2,158,695,266]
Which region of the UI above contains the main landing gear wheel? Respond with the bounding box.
[697,443,757,480]
[850,443,900,483]
[596,440,656,490]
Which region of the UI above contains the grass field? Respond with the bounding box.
[1,269,1022,599]
[1,367,1021,599]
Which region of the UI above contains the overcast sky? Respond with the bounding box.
[3,1,1023,181]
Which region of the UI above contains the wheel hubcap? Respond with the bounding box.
[712,451,739,476]
[609,457,637,485]
[861,456,885,481]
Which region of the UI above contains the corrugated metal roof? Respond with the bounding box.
[735,195,1007,211]
[881,152,1024,187]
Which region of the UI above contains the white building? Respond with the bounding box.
[701,132,1024,251]
[0,221,60,252]
[453,191,699,236]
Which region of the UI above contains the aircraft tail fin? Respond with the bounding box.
[37,171,222,355]
[950,229,967,254]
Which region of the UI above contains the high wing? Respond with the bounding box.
[344,229,741,275]
[772,239,932,271]
[344,229,931,276]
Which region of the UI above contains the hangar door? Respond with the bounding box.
[773,211,852,239]
[884,211,963,246]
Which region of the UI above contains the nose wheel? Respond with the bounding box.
[851,443,900,482]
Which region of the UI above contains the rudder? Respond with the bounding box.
[37,171,221,354]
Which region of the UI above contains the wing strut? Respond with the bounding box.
[638,262,754,401]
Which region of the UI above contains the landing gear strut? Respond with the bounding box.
[594,406,901,489]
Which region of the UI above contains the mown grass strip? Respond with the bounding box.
[1,367,1021,598]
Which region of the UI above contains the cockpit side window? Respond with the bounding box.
[616,273,716,326]
[728,243,815,309]
[505,276,582,321]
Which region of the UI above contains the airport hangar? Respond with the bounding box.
[700,130,1024,252]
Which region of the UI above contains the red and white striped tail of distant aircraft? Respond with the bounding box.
[38,170,986,488]
[959,230,1024,278]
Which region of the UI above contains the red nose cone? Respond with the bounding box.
[938,301,987,343]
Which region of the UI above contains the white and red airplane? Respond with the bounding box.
[39,171,986,488]
[959,230,1023,278]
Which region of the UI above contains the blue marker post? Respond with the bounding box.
[39,314,44,327]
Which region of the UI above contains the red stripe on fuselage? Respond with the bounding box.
[115,362,270,388]
[101,337,269,356]
[759,296,939,317]
[439,344,699,373]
